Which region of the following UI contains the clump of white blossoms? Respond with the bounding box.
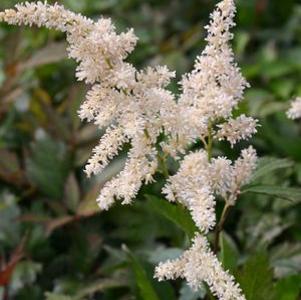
[287,97,301,120]
[155,234,245,300]
[0,1,258,299]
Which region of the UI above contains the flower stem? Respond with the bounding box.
[158,153,169,178]
[206,122,213,162]
[161,160,169,178]
[213,203,232,253]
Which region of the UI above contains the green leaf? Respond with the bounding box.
[234,31,250,56]
[74,278,127,300]
[242,185,301,202]
[123,245,160,300]
[64,173,80,212]
[250,157,293,182]
[0,192,21,246]
[261,119,301,160]
[76,183,100,217]
[261,61,293,80]
[26,135,71,199]
[45,293,72,300]
[219,233,239,273]
[274,274,301,300]
[238,253,275,300]
[145,195,197,239]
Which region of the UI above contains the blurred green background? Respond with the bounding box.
[0,0,301,299]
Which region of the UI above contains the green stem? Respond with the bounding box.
[101,50,114,70]
[206,121,213,162]
[158,153,169,178]
[213,203,232,254]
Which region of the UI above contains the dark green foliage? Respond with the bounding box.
[26,135,71,199]
[274,275,301,300]
[123,245,160,300]
[238,253,275,300]
[146,195,197,239]
[219,233,239,274]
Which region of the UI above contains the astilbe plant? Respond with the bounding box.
[0,1,259,299]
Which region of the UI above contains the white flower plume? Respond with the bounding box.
[0,1,177,209]
[177,0,249,134]
[163,146,257,234]
[216,115,258,147]
[162,151,216,233]
[0,0,255,209]
[287,97,301,120]
[155,234,246,300]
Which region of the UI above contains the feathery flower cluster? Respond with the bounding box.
[155,1,257,298]
[162,150,216,233]
[163,146,256,234]
[155,234,245,300]
[216,115,258,147]
[287,97,301,120]
[0,1,177,210]
[0,1,258,299]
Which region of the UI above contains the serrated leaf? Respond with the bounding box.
[238,253,275,300]
[250,157,293,182]
[26,135,71,199]
[145,195,197,239]
[242,185,301,202]
[123,245,160,300]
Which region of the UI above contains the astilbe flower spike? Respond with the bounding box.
[287,97,301,120]
[0,1,177,210]
[155,234,246,300]
[0,1,259,299]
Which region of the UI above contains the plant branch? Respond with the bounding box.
[158,153,169,178]
[213,203,232,254]
[206,122,213,162]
